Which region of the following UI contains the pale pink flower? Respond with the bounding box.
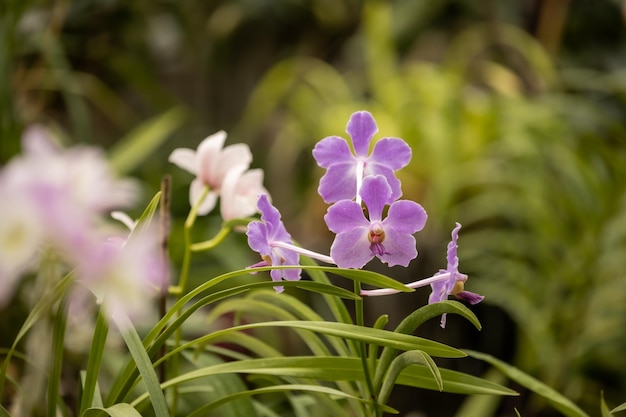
[169,131,253,215]
[220,164,268,221]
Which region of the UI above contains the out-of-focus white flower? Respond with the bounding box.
[0,190,43,305]
[70,225,165,327]
[168,130,253,215]
[220,164,267,221]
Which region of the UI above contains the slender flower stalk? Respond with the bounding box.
[361,272,453,296]
[268,240,335,265]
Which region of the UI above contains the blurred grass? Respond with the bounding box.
[2,0,626,416]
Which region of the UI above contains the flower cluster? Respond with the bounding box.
[240,110,483,327]
[169,130,267,220]
[0,126,165,325]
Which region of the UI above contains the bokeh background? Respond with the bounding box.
[2,0,626,416]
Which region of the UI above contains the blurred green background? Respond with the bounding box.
[2,0,626,416]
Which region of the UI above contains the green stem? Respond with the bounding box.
[176,186,209,294]
[190,224,231,252]
[171,185,209,413]
[354,280,379,417]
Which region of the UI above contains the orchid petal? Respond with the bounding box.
[346,111,378,157]
[312,136,353,168]
[168,148,197,174]
[329,227,372,269]
[324,200,369,234]
[359,175,392,221]
[384,200,427,234]
[370,137,412,170]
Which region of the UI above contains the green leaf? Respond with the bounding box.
[128,191,161,238]
[80,310,109,415]
[378,350,442,404]
[83,403,143,417]
[185,384,398,417]
[109,107,186,175]
[398,364,518,396]
[310,266,412,292]
[612,401,626,413]
[466,350,589,417]
[48,294,69,417]
[113,314,169,417]
[0,273,73,398]
[602,392,615,417]
[131,356,516,406]
[0,404,10,417]
[188,320,465,359]
[374,301,480,392]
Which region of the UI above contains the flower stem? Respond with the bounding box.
[190,224,232,252]
[354,280,379,417]
[360,272,452,296]
[269,240,335,264]
[171,185,209,413]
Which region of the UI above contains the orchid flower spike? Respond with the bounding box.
[246,194,302,293]
[313,111,412,204]
[429,223,484,328]
[324,175,427,269]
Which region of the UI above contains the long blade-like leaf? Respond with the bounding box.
[83,403,143,417]
[466,350,588,417]
[114,314,169,417]
[185,384,398,417]
[378,350,442,404]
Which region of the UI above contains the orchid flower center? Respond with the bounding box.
[368,223,387,256]
[451,279,465,295]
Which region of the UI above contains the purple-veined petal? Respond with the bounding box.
[329,227,372,269]
[369,137,412,170]
[324,200,369,234]
[317,162,358,203]
[168,148,197,174]
[456,291,484,305]
[377,228,417,267]
[384,200,427,234]
[362,164,403,202]
[246,221,271,255]
[312,136,353,168]
[447,222,462,270]
[346,111,378,157]
[359,175,392,221]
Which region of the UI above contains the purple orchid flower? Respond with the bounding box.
[429,223,484,328]
[246,194,301,292]
[313,111,412,204]
[324,175,427,269]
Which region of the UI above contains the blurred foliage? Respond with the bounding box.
[2,0,626,415]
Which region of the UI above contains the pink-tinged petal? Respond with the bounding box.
[359,175,392,221]
[212,143,252,186]
[312,136,354,168]
[21,125,59,155]
[317,163,358,203]
[168,148,197,174]
[329,227,373,269]
[346,111,378,157]
[377,229,417,267]
[196,131,227,184]
[369,138,412,170]
[384,200,427,234]
[324,200,369,234]
[189,178,218,215]
[221,167,267,221]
